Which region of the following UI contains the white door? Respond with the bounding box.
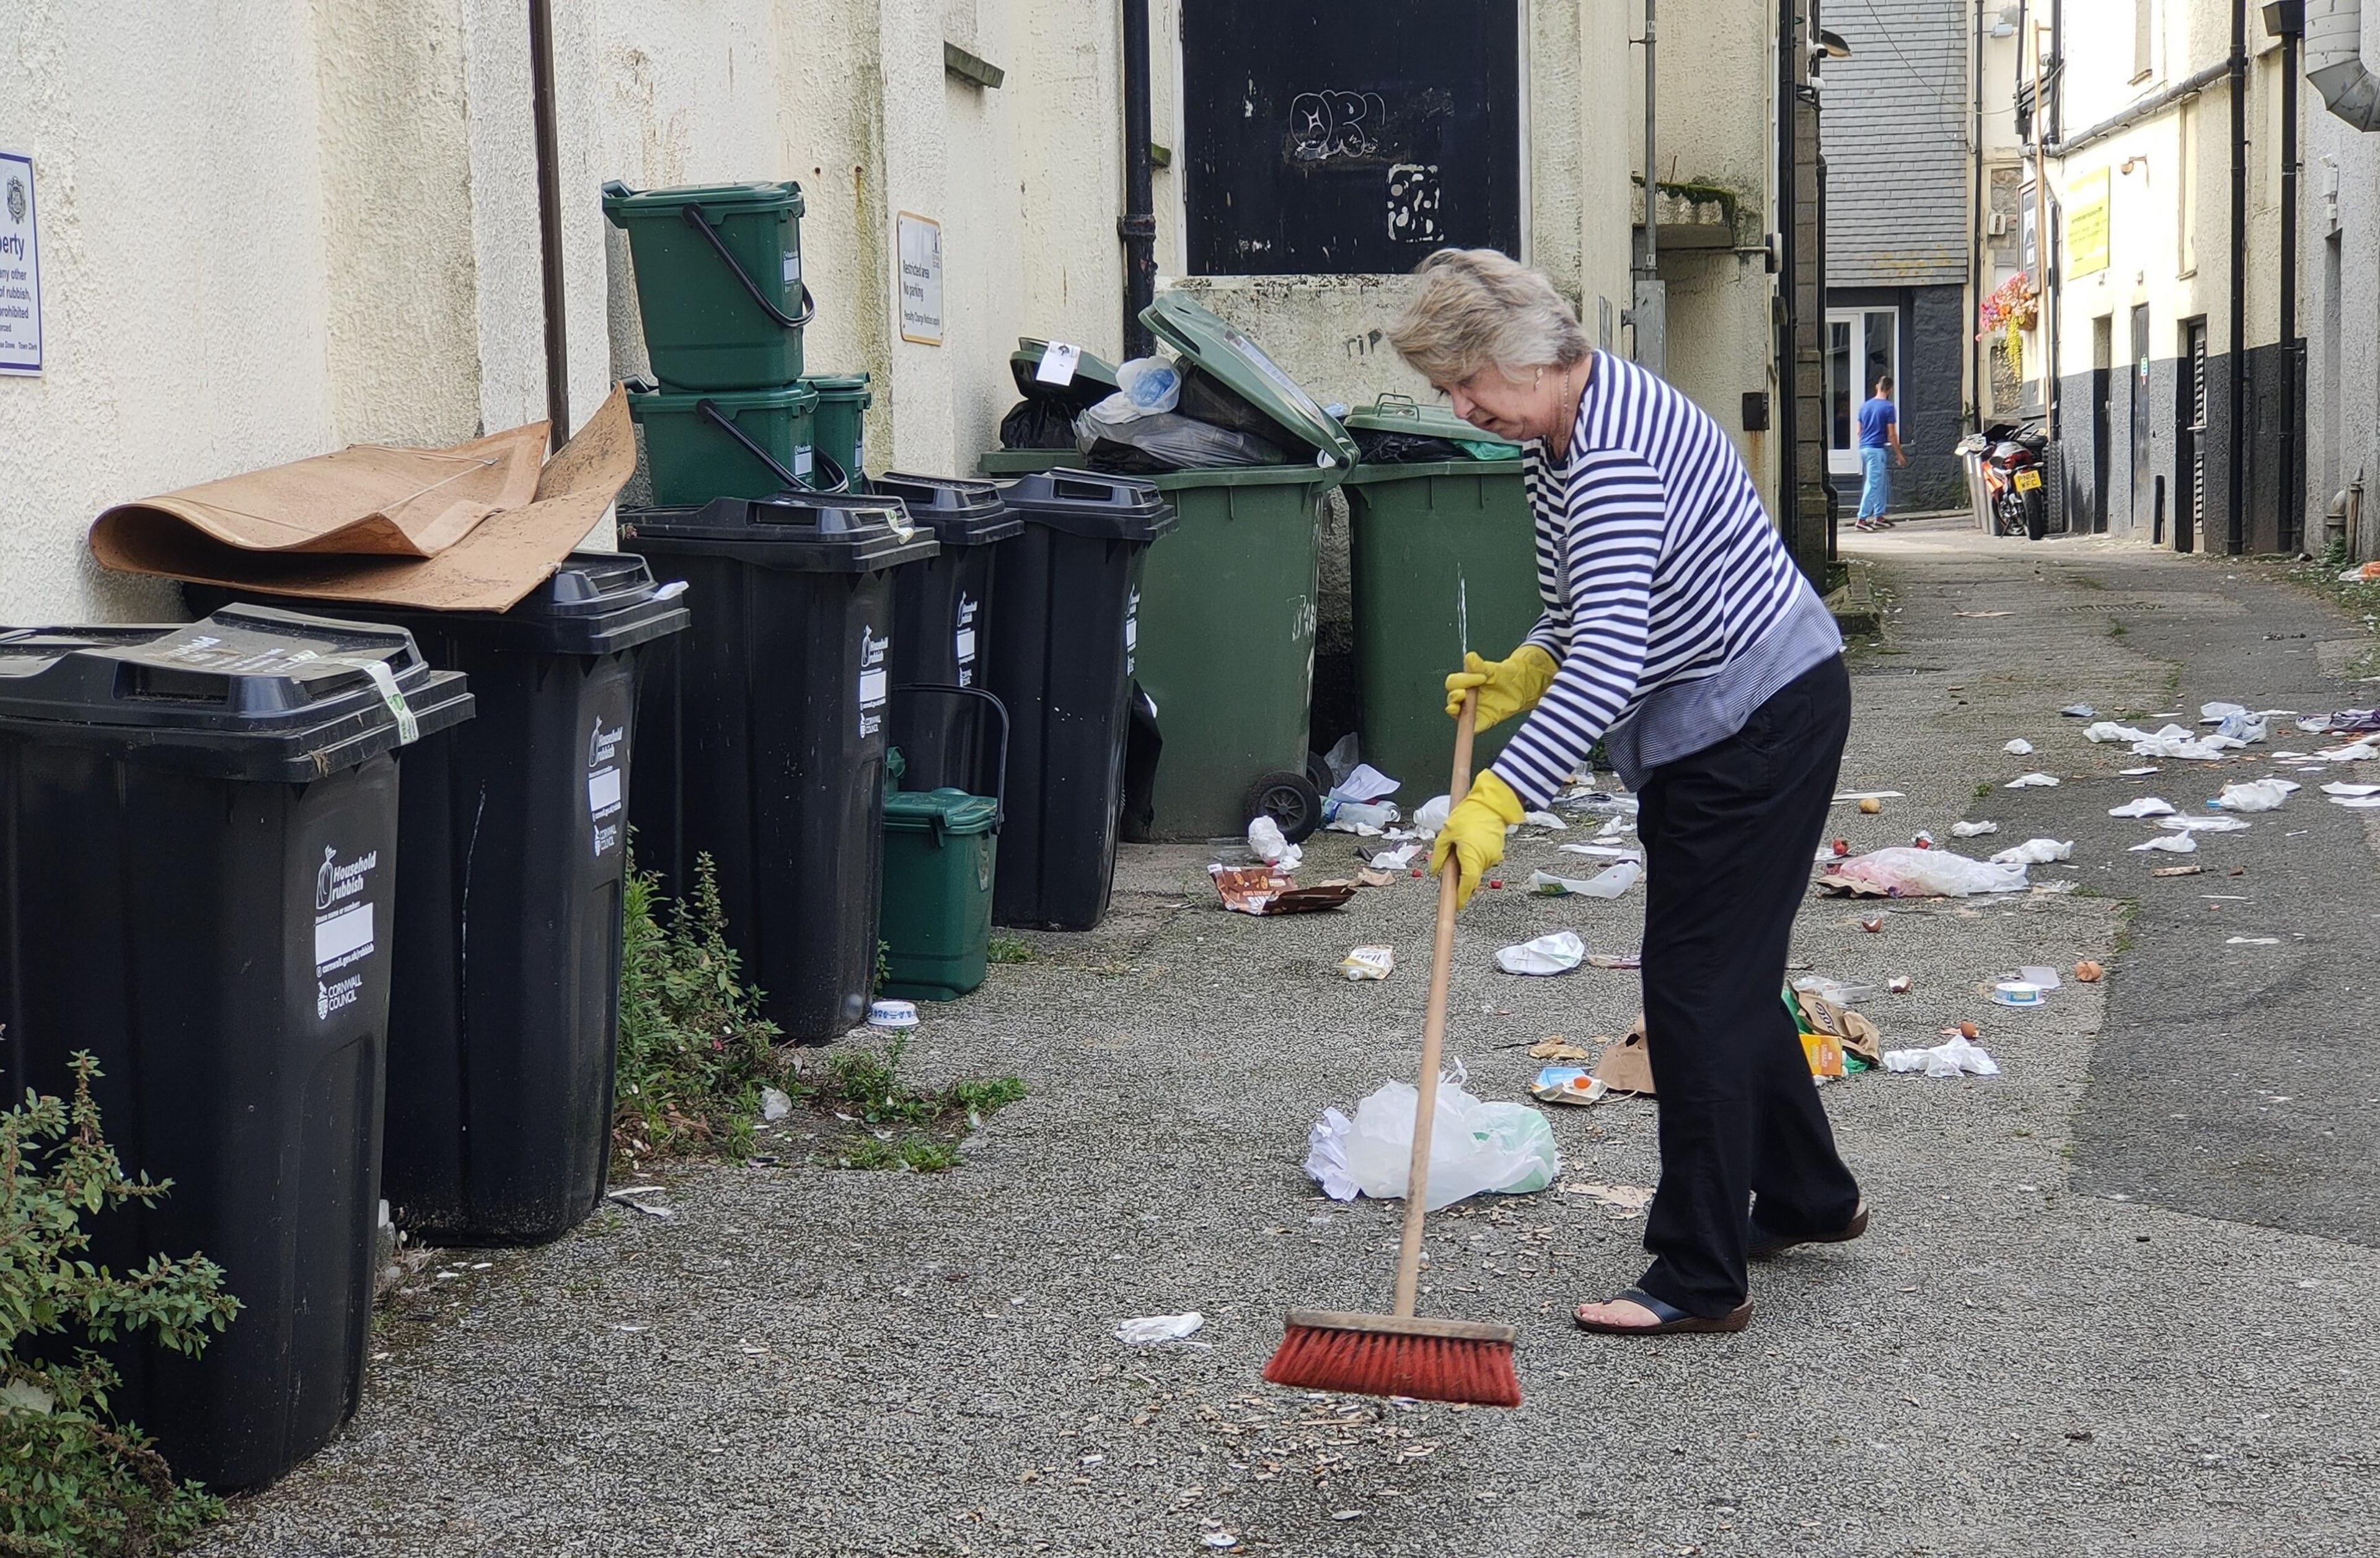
[1826,307,1900,476]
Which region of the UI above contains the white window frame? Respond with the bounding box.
[1826,306,1901,477]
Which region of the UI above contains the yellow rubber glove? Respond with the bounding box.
[1443,644,1558,733]
[1430,771,1526,910]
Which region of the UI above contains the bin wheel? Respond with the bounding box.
[1247,769,1323,844]
[1305,751,1335,792]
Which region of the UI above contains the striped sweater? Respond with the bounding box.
[1489,351,1841,805]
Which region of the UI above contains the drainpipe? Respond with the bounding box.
[2308,0,2380,128]
[2280,6,2303,549]
[1634,0,1667,374]
[1119,0,1157,359]
[1776,0,1800,547]
[530,0,570,449]
[1970,0,1985,430]
[2228,0,2248,554]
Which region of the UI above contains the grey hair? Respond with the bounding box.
[1387,249,1592,387]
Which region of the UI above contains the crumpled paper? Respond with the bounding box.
[1496,930,1587,975]
[1882,1034,2001,1079]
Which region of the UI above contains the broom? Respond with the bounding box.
[1261,691,1521,1407]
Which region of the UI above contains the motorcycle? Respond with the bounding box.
[1957,420,2050,541]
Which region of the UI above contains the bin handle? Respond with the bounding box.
[893,683,1009,831]
[695,398,850,494]
[679,201,818,332]
[1369,391,1422,420]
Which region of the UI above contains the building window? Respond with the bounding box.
[1825,307,1898,477]
[1178,0,1522,275]
[2133,0,2154,83]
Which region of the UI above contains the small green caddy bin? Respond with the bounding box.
[626,379,821,503]
[879,786,1000,1001]
[1339,396,1538,796]
[804,373,874,490]
[602,179,813,390]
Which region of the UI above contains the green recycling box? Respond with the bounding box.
[627,380,820,504]
[982,298,1357,842]
[1339,396,1537,797]
[879,786,998,1001]
[804,373,873,491]
[602,179,812,390]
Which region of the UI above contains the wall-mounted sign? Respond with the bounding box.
[2067,171,2110,279]
[0,151,41,376]
[896,212,943,346]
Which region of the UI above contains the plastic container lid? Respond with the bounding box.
[996,468,1179,543]
[1008,339,1122,406]
[619,491,940,574]
[883,786,999,837]
[870,473,1022,547]
[602,179,806,219]
[0,604,474,781]
[1341,394,1519,450]
[625,380,819,418]
[803,373,875,401]
[1141,294,1360,470]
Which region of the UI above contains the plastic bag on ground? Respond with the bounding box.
[2158,814,2252,833]
[1248,815,1302,871]
[1950,820,2001,837]
[2213,778,2298,812]
[1825,846,2029,897]
[1496,930,1587,975]
[2108,797,2175,818]
[1528,862,1641,899]
[1989,838,2073,865]
[1882,1034,2000,1079]
[2130,833,2198,853]
[2003,772,2060,789]
[1336,1073,1560,1210]
[2004,738,2034,755]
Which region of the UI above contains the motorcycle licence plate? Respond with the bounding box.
[2013,468,2043,492]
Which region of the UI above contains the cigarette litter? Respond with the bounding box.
[1338,945,1395,981]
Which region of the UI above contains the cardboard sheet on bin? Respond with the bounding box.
[87,386,637,613]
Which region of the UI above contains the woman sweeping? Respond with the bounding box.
[1388,249,1867,1335]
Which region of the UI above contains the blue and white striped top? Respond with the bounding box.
[1488,351,1842,805]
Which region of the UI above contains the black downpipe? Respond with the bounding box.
[2048,0,2062,446]
[1776,0,1798,543]
[2227,0,2249,554]
[1119,0,1157,358]
[2280,20,2303,551]
[1970,0,1985,435]
[531,0,570,450]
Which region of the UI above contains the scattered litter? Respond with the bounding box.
[2226,936,2281,946]
[1818,846,2029,898]
[2341,562,2380,582]
[1528,1035,1593,1061]
[1530,1068,1609,1106]
[2004,772,2060,788]
[2119,766,2162,776]
[2211,779,2298,812]
[760,1087,793,1122]
[1324,1069,1560,1208]
[2320,781,2380,797]
[1497,930,1587,975]
[868,999,920,1030]
[2073,960,2104,982]
[1859,914,1884,933]
[2017,964,2061,989]
[1114,1312,1206,1346]
[2157,814,2250,833]
[2331,794,2380,808]
[1889,976,1912,994]
[2149,864,2204,877]
[1990,838,2074,865]
[1835,790,1905,803]
[1413,795,1451,838]
[607,1189,674,1219]
[1882,1034,2001,1079]
[1201,1530,1242,1549]
[1561,1181,1655,1216]
[1558,842,1644,861]
[1528,862,1641,899]
[1338,945,1395,981]
[1790,986,1881,1071]
[1247,815,1303,871]
[2108,797,2175,818]
[1324,800,1399,835]
[1519,810,1567,830]
[2087,722,2147,744]
[1585,952,1642,970]
[1910,830,1936,849]
[2004,738,2035,755]
[2061,704,2096,719]
[1209,864,1356,915]
[2130,834,2198,854]
[1592,1022,1656,1095]
[1370,843,1422,870]
[1858,797,1884,814]
[1831,838,1852,856]
[1356,867,1395,888]
[1950,820,2001,837]
[2299,709,2380,735]
[1303,1107,1357,1199]
[1957,610,2014,618]
[1326,763,1401,804]
[1991,981,2045,1007]
[1794,976,1876,1006]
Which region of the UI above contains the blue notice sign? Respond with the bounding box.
[0,151,41,376]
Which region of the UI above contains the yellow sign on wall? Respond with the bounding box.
[2068,172,2111,278]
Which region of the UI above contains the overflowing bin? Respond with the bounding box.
[602,179,813,389]
[0,606,472,1490]
[1338,396,1538,796]
[984,297,1357,841]
[985,469,1174,929]
[623,492,937,1040]
[876,472,1020,794]
[196,555,692,1247]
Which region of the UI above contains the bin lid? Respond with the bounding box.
[625,379,818,418]
[802,373,875,404]
[869,473,1022,546]
[884,786,998,836]
[0,604,474,782]
[1141,294,1360,471]
[1007,339,1123,408]
[619,492,940,574]
[211,551,693,657]
[602,179,806,221]
[996,468,1178,543]
[1341,394,1519,454]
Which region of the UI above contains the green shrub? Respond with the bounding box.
[615,853,784,1166]
[1,1053,239,1557]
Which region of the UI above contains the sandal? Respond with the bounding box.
[1573,1287,1753,1335]
[1749,1200,1870,1262]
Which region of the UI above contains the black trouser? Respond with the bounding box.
[1633,655,1862,1317]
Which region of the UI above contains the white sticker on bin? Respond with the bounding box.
[315,901,375,969]
[333,657,418,745]
[588,768,622,819]
[859,668,888,708]
[954,627,977,664]
[782,249,801,283]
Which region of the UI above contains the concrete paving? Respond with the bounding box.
[201,518,2380,1557]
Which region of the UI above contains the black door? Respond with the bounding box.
[2130,304,2151,531]
[2091,317,2112,535]
[2177,319,2208,555]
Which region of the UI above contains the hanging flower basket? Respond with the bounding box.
[1977,273,2040,380]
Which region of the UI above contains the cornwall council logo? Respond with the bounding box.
[5,177,23,227]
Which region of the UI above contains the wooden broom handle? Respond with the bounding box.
[1393,691,1476,1319]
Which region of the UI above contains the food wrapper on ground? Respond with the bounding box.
[1530,1067,1609,1105]
[1592,1018,1655,1095]
[1338,945,1395,980]
[1528,862,1641,898]
[1789,986,1882,1068]
[1528,1035,1593,1061]
[1208,864,1355,915]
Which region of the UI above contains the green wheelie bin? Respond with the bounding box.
[1338,395,1539,797]
[982,300,1357,842]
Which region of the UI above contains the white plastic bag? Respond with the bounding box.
[1827,846,2029,897]
[2108,797,2175,818]
[1496,929,1587,974]
[2213,778,2298,812]
[2004,738,2034,755]
[2003,772,2061,789]
[2129,833,2197,853]
[1950,820,2001,837]
[1336,1073,1560,1210]
[1882,1034,2000,1079]
[1114,355,1183,413]
[1988,837,2073,865]
[1247,815,1302,872]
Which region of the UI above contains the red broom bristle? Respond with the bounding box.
[1262,1321,1521,1407]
